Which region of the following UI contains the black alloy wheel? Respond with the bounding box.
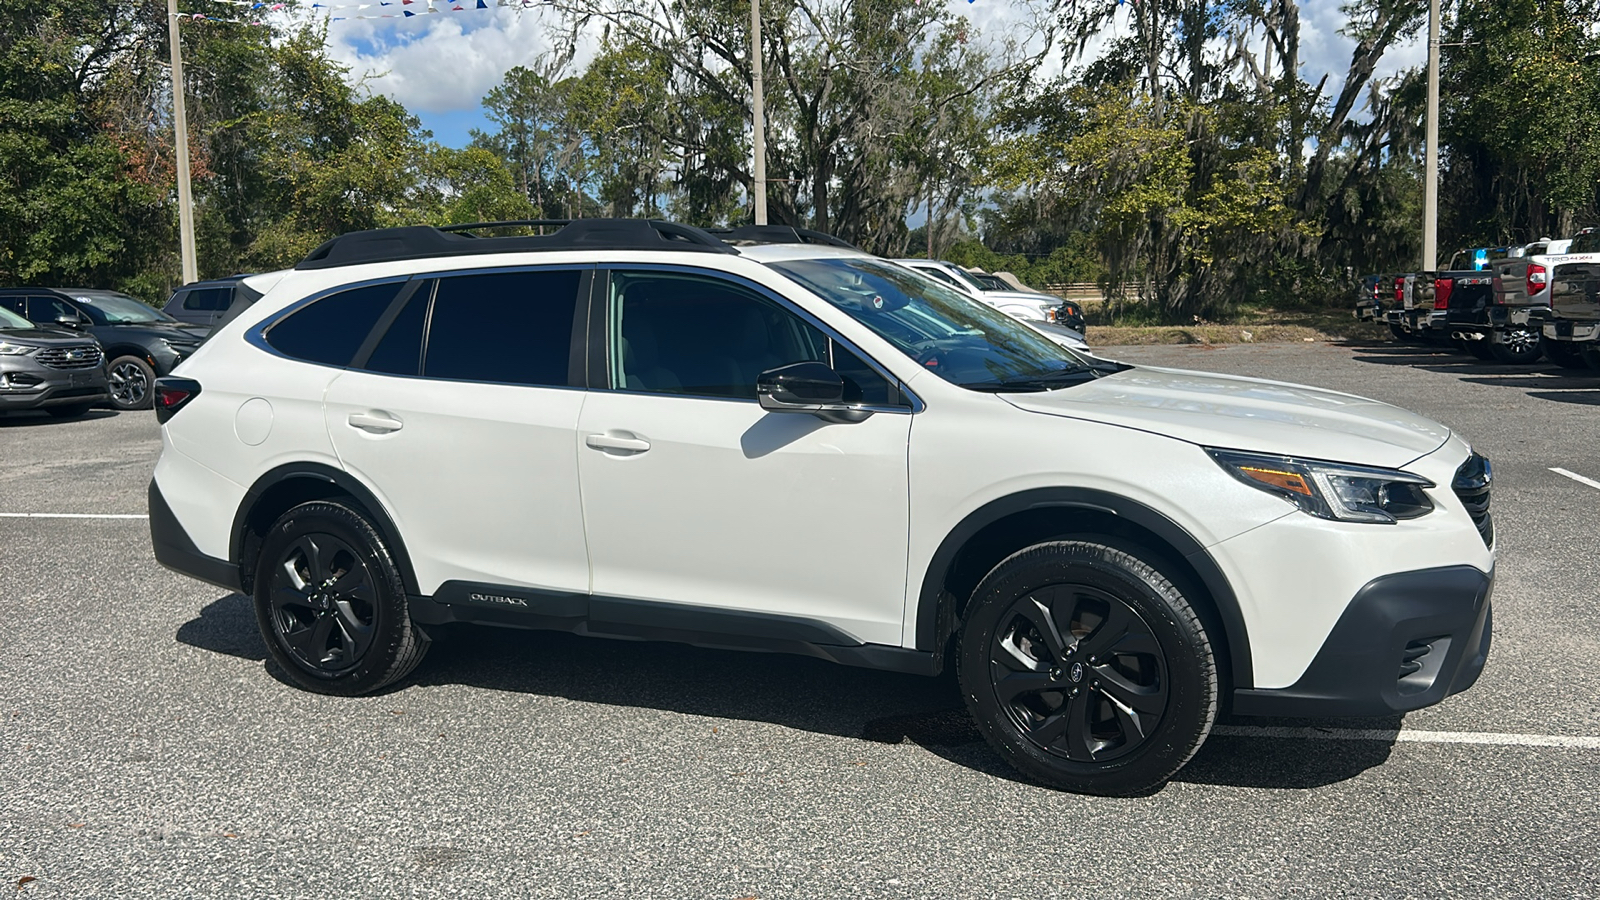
[1545,339,1596,370]
[107,355,155,410]
[986,583,1168,763]
[253,501,428,695]
[958,540,1217,796]
[1489,327,1544,364]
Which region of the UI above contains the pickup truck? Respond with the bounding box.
[1530,229,1600,368]
[1379,246,1523,347]
[1447,240,1572,363]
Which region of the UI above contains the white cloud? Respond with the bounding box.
[322,5,569,113]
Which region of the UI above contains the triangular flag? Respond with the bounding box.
[476,0,487,7]
[404,9,415,14]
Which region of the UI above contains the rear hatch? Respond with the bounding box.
[1443,272,1494,324]
[1548,256,1600,322]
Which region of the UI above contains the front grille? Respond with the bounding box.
[1453,453,1493,548]
[36,344,104,370]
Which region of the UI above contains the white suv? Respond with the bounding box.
[149,220,1494,795]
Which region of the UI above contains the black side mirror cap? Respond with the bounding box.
[756,361,871,423]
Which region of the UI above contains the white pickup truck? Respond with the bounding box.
[1528,229,1600,368]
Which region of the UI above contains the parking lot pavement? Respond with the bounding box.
[2,341,1597,898]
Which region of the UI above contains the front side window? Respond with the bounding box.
[422,269,580,387]
[771,256,1100,392]
[69,292,172,325]
[266,282,404,367]
[29,295,81,324]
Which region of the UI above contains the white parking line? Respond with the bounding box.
[1551,467,1600,491]
[1214,725,1600,750]
[0,512,149,519]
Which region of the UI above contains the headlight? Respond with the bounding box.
[1207,448,1434,524]
[0,341,38,356]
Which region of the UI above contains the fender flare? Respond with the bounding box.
[914,487,1254,690]
[231,462,419,595]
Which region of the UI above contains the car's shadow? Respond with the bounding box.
[0,409,119,427]
[178,592,1397,793]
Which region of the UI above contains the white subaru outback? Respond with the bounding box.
[149,220,1494,795]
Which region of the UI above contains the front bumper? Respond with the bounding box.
[0,358,109,409]
[1232,565,1492,717]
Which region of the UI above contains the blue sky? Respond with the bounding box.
[315,2,1426,150]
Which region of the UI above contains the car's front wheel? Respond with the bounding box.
[253,501,429,695]
[958,540,1218,796]
[106,356,155,410]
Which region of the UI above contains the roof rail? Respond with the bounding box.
[295,219,737,270]
[708,224,859,250]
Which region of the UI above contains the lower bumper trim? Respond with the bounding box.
[149,479,242,594]
[1232,565,1493,718]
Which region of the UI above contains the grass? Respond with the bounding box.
[1077,301,1389,346]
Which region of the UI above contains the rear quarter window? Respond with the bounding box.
[265,282,404,366]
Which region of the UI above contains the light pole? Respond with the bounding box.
[167,0,198,285]
[750,0,767,225]
[1422,0,1439,272]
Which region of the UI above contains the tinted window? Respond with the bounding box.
[423,269,579,386]
[363,283,430,377]
[266,282,403,366]
[0,297,23,318]
[29,295,80,323]
[610,271,828,400]
[184,288,232,311]
[830,341,896,405]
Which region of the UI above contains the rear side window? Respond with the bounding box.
[266,282,403,366]
[422,269,580,386]
[363,283,431,377]
[184,288,232,311]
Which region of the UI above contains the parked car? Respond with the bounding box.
[0,288,208,410]
[1534,239,1600,369]
[163,276,258,329]
[151,218,1493,796]
[892,258,1072,326]
[0,304,108,417]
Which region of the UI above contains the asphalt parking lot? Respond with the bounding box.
[2,339,1598,898]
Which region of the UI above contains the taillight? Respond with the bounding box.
[1528,263,1548,297]
[153,376,201,424]
[1435,278,1452,309]
[1395,280,1405,304]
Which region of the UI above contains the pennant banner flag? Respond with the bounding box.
[180,0,545,24]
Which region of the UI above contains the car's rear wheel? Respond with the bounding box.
[1545,339,1595,370]
[107,356,155,410]
[957,540,1217,796]
[1489,327,1543,364]
[1388,323,1410,342]
[253,501,428,695]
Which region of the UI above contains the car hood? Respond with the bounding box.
[0,325,100,347]
[93,322,209,343]
[1000,365,1451,468]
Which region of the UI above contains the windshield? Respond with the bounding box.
[771,256,1100,391]
[0,306,33,329]
[70,292,173,325]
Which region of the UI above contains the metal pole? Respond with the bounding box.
[750,0,767,225]
[1422,0,1439,272]
[168,0,198,285]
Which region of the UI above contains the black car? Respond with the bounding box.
[0,288,208,410]
[164,276,259,329]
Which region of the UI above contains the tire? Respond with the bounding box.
[1544,339,1593,370]
[45,403,94,418]
[106,355,155,410]
[1464,339,1495,361]
[1388,323,1409,342]
[1488,327,1543,364]
[957,540,1218,796]
[252,500,429,695]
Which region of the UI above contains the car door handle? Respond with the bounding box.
[348,411,403,434]
[585,433,650,453]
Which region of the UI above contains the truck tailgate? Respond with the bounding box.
[1550,260,1600,322]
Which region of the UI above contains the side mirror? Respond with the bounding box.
[756,361,871,423]
[55,314,83,327]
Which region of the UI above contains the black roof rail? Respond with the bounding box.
[295,219,737,270]
[708,224,859,250]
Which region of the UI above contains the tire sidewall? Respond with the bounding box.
[957,539,1216,795]
[107,355,155,410]
[252,501,413,695]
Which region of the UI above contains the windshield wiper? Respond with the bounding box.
[960,368,1100,392]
